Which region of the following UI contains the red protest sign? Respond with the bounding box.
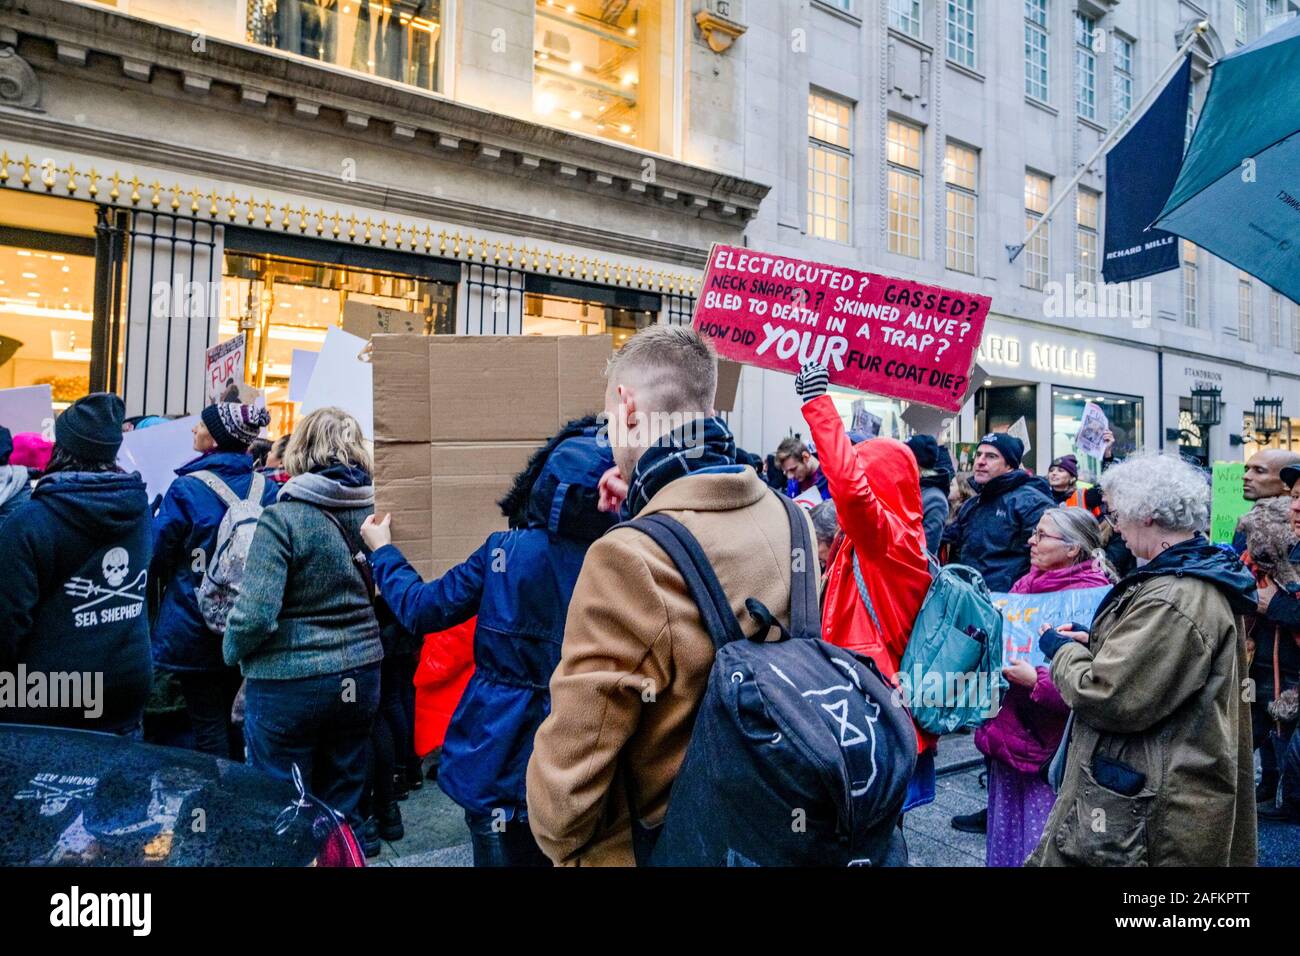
[692,244,991,411]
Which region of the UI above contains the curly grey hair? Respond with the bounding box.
[1097,452,1210,533]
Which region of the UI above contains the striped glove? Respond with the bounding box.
[794,361,830,403]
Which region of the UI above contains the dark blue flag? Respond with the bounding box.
[1102,57,1193,284]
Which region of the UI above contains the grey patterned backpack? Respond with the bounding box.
[193,470,267,634]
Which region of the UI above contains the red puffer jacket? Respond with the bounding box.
[413,617,476,757]
[802,395,935,752]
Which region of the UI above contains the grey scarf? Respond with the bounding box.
[0,465,29,506]
[278,472,374,509]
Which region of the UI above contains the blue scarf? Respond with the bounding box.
[622,416,737,519]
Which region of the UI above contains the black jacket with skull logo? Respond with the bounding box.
[0,470,152,733]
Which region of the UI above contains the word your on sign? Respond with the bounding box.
[693,245,991,411]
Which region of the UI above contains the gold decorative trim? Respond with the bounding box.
[695,10,748,54]
[0,151,702,297]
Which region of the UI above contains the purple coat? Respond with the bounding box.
[974,561,1112,774]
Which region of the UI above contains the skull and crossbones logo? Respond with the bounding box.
[102,548,129,588]
[63,548,146,612]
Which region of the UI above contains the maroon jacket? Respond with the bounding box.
[974,562,1111,774]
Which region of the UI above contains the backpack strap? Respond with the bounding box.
[245,470,266,505]
[189,470,242,509]
[850,550,884,633]
[773,490,822,642]
[618,513,745,651]
[318,507,376,602]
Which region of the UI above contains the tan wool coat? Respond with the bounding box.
[525,468,810,866]
[1028,571,1257,867]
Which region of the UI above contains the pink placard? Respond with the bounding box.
[692,244,992,412]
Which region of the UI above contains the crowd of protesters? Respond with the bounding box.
[1,323,1297,868]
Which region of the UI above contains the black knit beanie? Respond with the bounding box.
[54,393,126,463]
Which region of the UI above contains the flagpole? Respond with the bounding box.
[1007,20,1209,264]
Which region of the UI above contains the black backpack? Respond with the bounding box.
[619,492,917,867]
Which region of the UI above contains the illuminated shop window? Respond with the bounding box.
[522,293,654,348]
[92,0,446,92]
[0,193,98,409]
[1052,388,1143,464]
[221,252,455,433]
[532,0,675,153]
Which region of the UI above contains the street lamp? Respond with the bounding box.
[1252,396,1284,443]
[1191,385,1222,429]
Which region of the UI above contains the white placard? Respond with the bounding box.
[288,349,320,403]
[1008,415,1032,455]
[1075,402,1110,458]
[116,416,200,503]
[0,384,55,436]
[901,403,954,440]
[299,328,372,439]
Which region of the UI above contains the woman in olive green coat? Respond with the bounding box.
[1029,453,1257,867]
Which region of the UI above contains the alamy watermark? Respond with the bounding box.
[0,666,103,719]
[1042,273,1152,328]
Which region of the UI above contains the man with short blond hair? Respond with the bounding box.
[526,324,812,865]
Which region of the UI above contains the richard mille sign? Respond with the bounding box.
[977,333,1098,379]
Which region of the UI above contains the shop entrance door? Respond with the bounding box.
[976,383,1039,472]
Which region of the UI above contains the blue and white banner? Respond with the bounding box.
[1102,57,1193,284]
[992,587,1111,668]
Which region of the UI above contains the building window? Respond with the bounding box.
[522,294,654,347]
[123,0,448,93]
[1235,0,1249,44]
[1182,241,1198,328]
[532,0,675,152]
[1025,0,1050,102]
[1112,35,1134,124]
[944,142,978,274]
[1075,12,1097,121]
[0,193,98,407]
[1052,388,1144,467]
[222,248,456,431]
[1238,274,1254,342]
[1024,170,1051,290]
[888,118,924,258]
[808,91,853,243]
[890,0,923,37]
[1076,188,1099,287]
[1271,292,1285,347]
[946,0,977,68]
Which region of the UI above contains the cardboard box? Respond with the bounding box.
[373,334,611,579]
[715,359,741,413]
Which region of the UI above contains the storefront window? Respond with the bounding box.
[522,292,654,348]
[532,0,676,152]
[0,193,99,410]
[92,0,445,92]
[1242,414,1297,456]
[1052,387,1143,471]
[221,252,455,434]
[826,389,906,441]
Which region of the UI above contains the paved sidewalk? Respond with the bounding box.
[368,730,1300,867]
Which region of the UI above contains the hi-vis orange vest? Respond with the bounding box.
[1061,483,1102,517]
